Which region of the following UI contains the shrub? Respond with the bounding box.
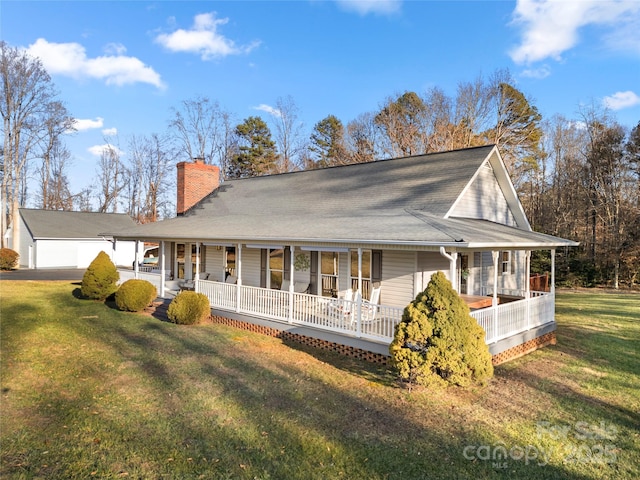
[81,251,120,301]
[167,291,211,325]
[0,248,19,270]
[389,271,493,388]
[115,279,157,312]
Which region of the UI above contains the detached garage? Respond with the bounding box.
[13,209,138,269]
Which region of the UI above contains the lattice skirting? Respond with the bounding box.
[210,314,556,367]
[490,331,557,366]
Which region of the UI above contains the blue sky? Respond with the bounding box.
[3,0,640,196]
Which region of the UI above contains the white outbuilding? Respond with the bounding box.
[11,208,138,269]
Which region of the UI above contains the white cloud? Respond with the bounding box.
[520,64,551,79]
[602,91,640,110]
[254,104,281,118]
[102,127,118,136]
[335,0,402,15]
[155,12,260,60]
[509,0,640,64]
[74,117,104,131]
[88,144,124,157]
[26,38,165,88]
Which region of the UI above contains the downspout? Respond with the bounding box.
[439,247,458,292]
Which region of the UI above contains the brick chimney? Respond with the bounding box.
[176,158,220,215]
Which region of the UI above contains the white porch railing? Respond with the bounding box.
[470,292,554,344]
[116,269,555,346]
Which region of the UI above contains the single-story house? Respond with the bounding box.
[11,208,139,269]
[106,145,578,364]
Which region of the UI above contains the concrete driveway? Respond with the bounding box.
[0,269,85,281]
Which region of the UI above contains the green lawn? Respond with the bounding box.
[1,281,638,479]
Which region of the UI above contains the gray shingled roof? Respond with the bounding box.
[20,209,137,239]
[104,146,577,249]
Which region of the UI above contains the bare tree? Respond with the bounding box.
[269,96,306,172]
[37,139,74,210]
[0,41,63,247]
[168,95,234,175]
[37,100,75,209]
[95,140,125,213]
[346,112,378,163]
[375,91,428,158]
[126,133,174,222]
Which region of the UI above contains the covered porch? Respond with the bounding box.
[117,240,558,352]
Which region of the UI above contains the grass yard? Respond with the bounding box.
[1,281,638,479]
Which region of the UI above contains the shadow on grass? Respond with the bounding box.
[2,285,630,479]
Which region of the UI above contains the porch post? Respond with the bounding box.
[525,251,531,329]
[525,251,531,298]
[550,249,556,294]
[357,247,363,294]
[288,245,294,323]
[236,243,242,313]
[194,242,200,292]
[451,251,458,292]
[491,251,499,306]
[491,250,499,340]
[134,241,140,279]
[185,243,192,280]
[160,241,166,297]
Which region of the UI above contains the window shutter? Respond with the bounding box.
[200,244,206,272]
[260,249,267,288]
[284,247,291,281]
[309,251,318,295]
[372,250,382,286]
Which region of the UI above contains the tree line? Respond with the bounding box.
[2,41,638,287]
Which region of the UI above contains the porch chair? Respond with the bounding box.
[360,286,381,324]
[327,288,354,322]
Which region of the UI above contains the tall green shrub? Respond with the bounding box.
[81,251,120,300]
[115,279,157,312]
[0,248,19,270]
[389,271,493,387]
[167,291,211,325]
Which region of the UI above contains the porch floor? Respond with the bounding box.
[460,294,493,309]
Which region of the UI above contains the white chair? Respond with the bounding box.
[327,288,353,322]
[361,287,381,324]
[225,274,237,284]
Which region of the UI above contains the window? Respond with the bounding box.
[269,248,284,289]
[501,251,511,275]
[225,246,236,277]
[350,250,372,300]
[321,251,339,297]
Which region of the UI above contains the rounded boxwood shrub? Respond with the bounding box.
[167,291,211,325]
[81,251,120,301]
[389,271,493,388]
[0,248,19,270]
[115,279,157,312]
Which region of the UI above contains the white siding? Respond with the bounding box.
[417,251,450,293]
[381,250,416,308]
[450,162,517,226]
[290,248,311,286]
[18,215,34,268]
[36,240,78,268]
[241,248,262,287]
[203,246,226,282]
